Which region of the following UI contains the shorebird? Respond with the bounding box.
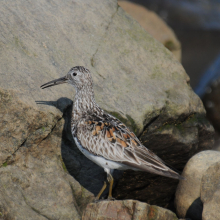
[41,66,183,201]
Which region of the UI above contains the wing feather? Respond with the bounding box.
[76,113,170,172]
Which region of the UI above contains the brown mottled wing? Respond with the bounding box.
[76,113,169,172]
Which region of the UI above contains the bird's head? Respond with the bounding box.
[40,66,93,91]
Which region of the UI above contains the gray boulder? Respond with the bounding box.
[0,0,214,218]
[175,150,220,220]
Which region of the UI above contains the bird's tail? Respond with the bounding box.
[160,168,185,180]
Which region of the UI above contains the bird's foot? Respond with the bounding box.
[94,197,105,203]
[94,196,115,203]
[107,196,115,201]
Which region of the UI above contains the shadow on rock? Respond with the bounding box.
[36,97,72,113]
[185,197,203,220]
[37,98,123,198]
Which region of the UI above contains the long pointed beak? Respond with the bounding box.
[40,76,68,89]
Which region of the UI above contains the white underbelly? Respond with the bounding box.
[74,137,129,171]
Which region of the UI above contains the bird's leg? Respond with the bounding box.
[107,173,115,200]
[95,181,107,202]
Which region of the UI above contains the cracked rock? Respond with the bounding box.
[0,89,94,219]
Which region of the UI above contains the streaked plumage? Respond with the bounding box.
[41,66,183,201]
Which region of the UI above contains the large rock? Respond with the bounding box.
[175,150,220,220]
[0,0,214,217]
[118,1,181,61]
[0,89,94,219]
[82,200,178,220]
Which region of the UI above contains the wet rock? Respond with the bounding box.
[82,200,178,220]
[175,150,220,220]
[118,1,181,61]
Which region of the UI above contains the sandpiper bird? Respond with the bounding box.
[41,66,183,201]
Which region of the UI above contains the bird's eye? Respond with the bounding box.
[73,72,77,76]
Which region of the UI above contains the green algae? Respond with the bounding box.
[2,162,7,167]
[164,40,176,51]
[14,36,31,56]
[59,156,67,172]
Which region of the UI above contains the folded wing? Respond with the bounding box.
[76,113,183,179]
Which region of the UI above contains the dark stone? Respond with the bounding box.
[186,198,203,220]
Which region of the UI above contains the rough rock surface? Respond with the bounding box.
[0,89,94,219]
[201,161,220,220]
[0,0,214,218]
[175,150,220,220]
[118,1,181,61]
[82,200,178,220]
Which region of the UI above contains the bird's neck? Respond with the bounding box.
[71,87,102,122]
